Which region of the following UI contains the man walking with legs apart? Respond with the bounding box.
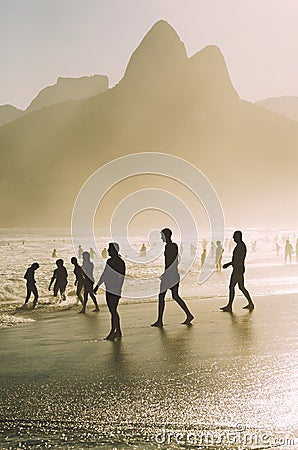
[79,251,100,313]
[151,228,194,328]
[221,230,254,312]
[48,259,68,301]
[23,262,39,309]
[71,257,84,305]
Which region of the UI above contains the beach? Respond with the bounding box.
[2,3,298,449]
[1,293,297,449]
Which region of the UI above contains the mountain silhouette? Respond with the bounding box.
[27,75,109,112]
[256,96,298,122]
[0,20,297,228]
[188,45,239,105]
[0,104,23,126]
[0,75,109,126]
[122,20,187,90]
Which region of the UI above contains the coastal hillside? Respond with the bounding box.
[0,20,297,228]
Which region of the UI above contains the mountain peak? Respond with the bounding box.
[147,19,179,34]
[121,20,187,87]
[189,44,239,103]
[0,104,23,126]
[136,19,185,47]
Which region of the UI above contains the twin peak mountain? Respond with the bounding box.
[0,20,297,228]
[120,20,238,105]
[1,19,238,125]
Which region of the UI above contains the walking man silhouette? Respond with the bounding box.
[79,251,99,313]
[48,259,68,301]
[215,240,224,272]
[220,230,254,312]
[94,243,126,340]
[284,239,293,264]
[151,228,194,327]
[71,257,84,305]
[24,262,39,309]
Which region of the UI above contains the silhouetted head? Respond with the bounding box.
[32,262,39,270]
[161,228,172,242]
[108,242,119,257]
[233,230,242,243]
[56,259,63,267]
[216,240,221,246]
[286,239,289,244]
[71,256,77,265]
[82,251,90,261]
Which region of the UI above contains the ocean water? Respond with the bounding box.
[0,227,298,328]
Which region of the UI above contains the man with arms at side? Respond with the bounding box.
[151,228,194,328]
[221,230,254,312]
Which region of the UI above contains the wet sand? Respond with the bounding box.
[0,294,297,449]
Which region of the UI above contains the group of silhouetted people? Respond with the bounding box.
[24,229,256,340]
[199,240,224,271]
[24,244,125,340]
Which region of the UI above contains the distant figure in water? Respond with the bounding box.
[78,245,83,259]
[94,243,126,340]
[190,244,196,256]
[151,228,194,328]
[201,248,206,269]
[220,230,254,313]
[48,259,68,301]
[24,262,39,309]
[252,240,257,252]
[52,249,57,258]
[215,241,224,272]
[71,257,84,305]
[296,239,298,263]
[140,243,147,256]
[101,247,108,259]
[211,241,215,259]
[79,251,99,313]
[89,247,96,260]
[275,243,281,256]
[284,240,293,264]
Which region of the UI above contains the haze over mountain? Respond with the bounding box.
[256,96,298,122]
[0,105,23,126]
[0,20,297,229]
[26,75,109,113]
[0,75,109,126]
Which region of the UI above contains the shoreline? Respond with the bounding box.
[1,290,298,329]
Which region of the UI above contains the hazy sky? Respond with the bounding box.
[1,0,298,109]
